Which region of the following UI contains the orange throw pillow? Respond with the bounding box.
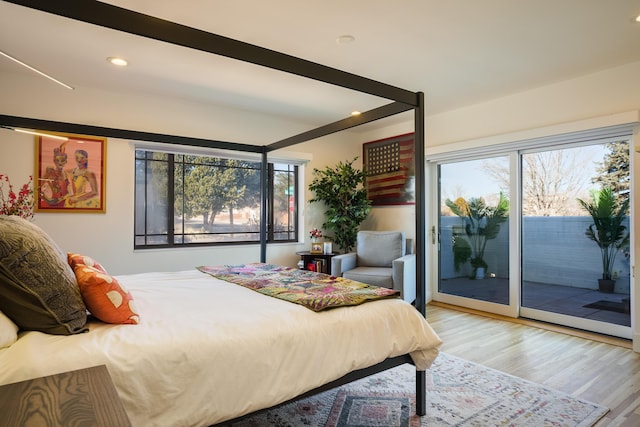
[68,253,108,274]
[73,265,139,325]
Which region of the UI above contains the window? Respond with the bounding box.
[134,150,298,248]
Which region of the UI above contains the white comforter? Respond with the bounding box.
[0,269,441,426]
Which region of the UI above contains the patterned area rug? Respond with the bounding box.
[227,353,608,427]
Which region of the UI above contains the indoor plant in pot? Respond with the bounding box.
[308,158,371,253]
[445,193,509,279]
[577,187,630,293]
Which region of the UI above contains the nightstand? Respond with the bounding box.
[0,365,131,427]
[297,251,337,274]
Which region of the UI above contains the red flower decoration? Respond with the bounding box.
[0,174,34,220]
[309,228,323,239]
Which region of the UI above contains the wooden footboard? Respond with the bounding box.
[215,354,425,425]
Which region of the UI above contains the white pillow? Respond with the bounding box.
[0,309,19,349]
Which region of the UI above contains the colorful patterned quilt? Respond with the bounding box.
[197,263,399,311]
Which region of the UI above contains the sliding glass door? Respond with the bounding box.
[437,156,514,316]
[520,142,631,337]
[433,137,632,338]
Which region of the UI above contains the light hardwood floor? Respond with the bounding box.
[425,303,640,426]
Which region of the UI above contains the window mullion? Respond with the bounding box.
[168,154,175,246]
[267,163,274,242]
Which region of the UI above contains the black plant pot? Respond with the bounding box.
[598,279,615,293]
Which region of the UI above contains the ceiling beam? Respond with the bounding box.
[0,115,264,153]
[267,102,414,151]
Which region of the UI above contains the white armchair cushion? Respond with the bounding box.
[356,231,406,267]
[343,267,394,288]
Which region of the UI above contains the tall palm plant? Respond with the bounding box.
[445,193,509,277]
[577,187,629,283]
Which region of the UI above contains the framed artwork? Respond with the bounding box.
[363,132,415,206]
[310,241,323,254]
[35,132,107,213]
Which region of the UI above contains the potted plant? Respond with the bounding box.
[577,187,630,293]
[445,194,509,279]
[308,158,371,253]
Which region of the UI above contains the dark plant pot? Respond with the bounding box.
[598,279,615,293]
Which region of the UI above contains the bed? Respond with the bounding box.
[0,1,435,425]
[0,269,441,425]
[0,216,441,426]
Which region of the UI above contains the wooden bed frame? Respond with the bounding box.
[0,0,429,419]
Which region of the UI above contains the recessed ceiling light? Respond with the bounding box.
[107,57,128,67]
[336,35,355,44]
[636,14,640,22]
[351,111,362,117]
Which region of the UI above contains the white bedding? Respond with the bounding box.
[0,269,441,426]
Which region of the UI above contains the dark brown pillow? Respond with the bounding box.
[0,216,87,335]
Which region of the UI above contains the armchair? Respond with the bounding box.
[331,231,416,303]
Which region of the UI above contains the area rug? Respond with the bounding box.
[227,353,608,427]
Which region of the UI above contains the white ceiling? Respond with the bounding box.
[1,0,640,129]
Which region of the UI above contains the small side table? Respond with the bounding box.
[297,251,337,274]
[0,365,131,427]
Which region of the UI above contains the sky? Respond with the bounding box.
[439,144,607,204]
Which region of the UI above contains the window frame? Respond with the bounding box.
[134,149,299,249]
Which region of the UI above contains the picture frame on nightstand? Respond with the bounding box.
[310,241,323,254]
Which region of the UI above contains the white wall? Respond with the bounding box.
[0,72,362,274]
[425,60,640,148]
[0,71,309,145]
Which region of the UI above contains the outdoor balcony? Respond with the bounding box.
[439,277,630,327]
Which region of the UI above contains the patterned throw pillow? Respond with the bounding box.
[68,252,108,274]
[73,264,140,325]
[0,216,87,335]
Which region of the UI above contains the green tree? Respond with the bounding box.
[592,140,629,206]
[178,157,258,227]
[227,161,260,225]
